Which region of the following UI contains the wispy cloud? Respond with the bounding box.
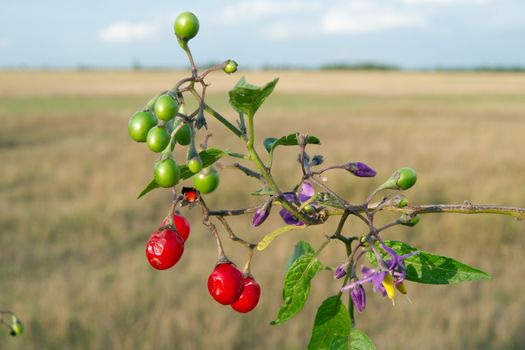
[99,22,158,43]
[221,0,320,22]
[403,0,490,5]
[321,2,427,35]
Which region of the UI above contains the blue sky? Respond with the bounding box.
[1,0,525,69]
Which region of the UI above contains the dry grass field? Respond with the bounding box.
[1,70,525,349]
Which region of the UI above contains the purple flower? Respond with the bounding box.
[334,264,347,279]
[346,162,376,177]
[380,243,419,285]
[279,182,315,226]
[350,284,366,313]
[252,208,270,227]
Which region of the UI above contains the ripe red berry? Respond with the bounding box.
[161,213,191,242]
[145,229,184,270]
[208,263,244,305]
[231,277,261,313]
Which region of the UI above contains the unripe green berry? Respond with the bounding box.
[223,60,238,74]
[174,12,200,40]
[396,167,417,190]
[175,123,191,146]
[187,156,203,174]
[147,127,170,153]
[128,111,157,142]
[399,214,420,227]
[154,158,181,188]
[154,95,178,122]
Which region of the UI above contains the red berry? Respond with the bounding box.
[145,229,184,270]
[208,263,244,305]
[161,213,191,242]
[231,277,261,313]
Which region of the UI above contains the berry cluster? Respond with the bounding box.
[129,12,258,313]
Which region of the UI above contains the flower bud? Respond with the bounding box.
[346,162,376,177]
[334,264,347,279]
[9,315,23,337]
[252,200,272,227]
[350,284,367,313]
[252,208,269,227]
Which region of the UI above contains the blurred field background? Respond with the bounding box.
[1,70,525,349]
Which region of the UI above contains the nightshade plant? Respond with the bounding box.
[128,11,525,349]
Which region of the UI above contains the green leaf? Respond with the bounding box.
[307,295,351,350]
[263,133,321,155]
[137,179,159,199]
[286,241,315,272]
[317,192,345,209]
[370,240,490,284]
[271,253,321,325]
[351,330,376,350]
[257,225,307,251]
[228,77,278,117]
[251,187,274,196]
[179,148,225,180]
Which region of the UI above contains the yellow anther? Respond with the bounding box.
[395,281,408,295]
[382,273,395,300]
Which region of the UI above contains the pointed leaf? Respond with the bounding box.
[307,295,351,350]
[228,77,278,117]
[370,240,490,284]
[271,253,321,325]
[179,148,225,180]
[317,192,345,209]
[264,133,321,155]
[351,330,376,350]
[137,179,160,199]
[286,241,315,272]
[257,225,307,251]
[251,188,275,196]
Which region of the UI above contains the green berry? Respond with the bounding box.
[396,167,417,190]
[174,12,200,40]
[187,157,203,174]
[128,111,157,142]
[399,214,420,227]
[147,127,170,153]
[223,60,238,74]
[193,167,219,194]
[175,124,191,146]
[154,95,178,121]
[154,159,181,188]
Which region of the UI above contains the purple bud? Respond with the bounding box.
[346,162,376,177]
[252,208,270,227]
[334,264,347,279]
[350,284,366,313]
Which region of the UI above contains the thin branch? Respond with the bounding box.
[216,216,257,249]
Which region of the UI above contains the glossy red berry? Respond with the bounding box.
[161,213,191,242]
[145,229,184,270]
[231,277,261,313]
[208,263,244,305]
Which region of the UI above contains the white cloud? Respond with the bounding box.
[403,0,490,5]
[321,2,427,35]
[99,22,158,43]
[221,0,321,22]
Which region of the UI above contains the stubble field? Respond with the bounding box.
[1,70,525,349]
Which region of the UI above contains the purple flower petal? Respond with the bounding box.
[298,182,315,202]
[279,208,304,226]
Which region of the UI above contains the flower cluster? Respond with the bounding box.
[339,242,419,312]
